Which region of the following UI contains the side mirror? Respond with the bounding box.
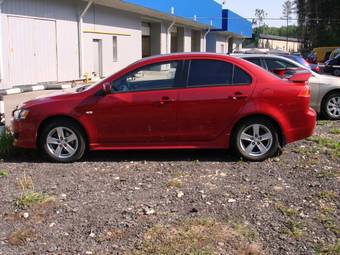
[288,70,312,83]
[102,82,111,95]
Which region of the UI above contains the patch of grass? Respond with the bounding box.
[317,170,340,179]
[276,203,299,218]
[317,213,340,236]
[314,239,340,255]
[15,191,54,209]
[317,120,330,126]
[285,220,304,239]
[0,129,15,157]
[330,128,340,135]
[231,223,259,242]
[0,170,9,177]
[15,172,54,209]
[166,178,182,189]
[319,191,337,200]
[307,136,340,159]
[17,172,34,190]
[7,228,34,246]
[127,218,263,255]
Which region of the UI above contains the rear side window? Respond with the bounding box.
[188,60,233,87]
[245,58,262,67]
[188,60,251,87]
[233,66,252,84]
[265,58,297,71]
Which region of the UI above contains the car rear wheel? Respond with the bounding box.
[232,118,279,161]
[40,120,86,163]
[322,92,340,120]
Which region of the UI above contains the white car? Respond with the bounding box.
[234,54,340,120]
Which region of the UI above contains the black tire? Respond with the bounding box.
[231,117,279,161]
[39,119,86,163]
[321,92,340,120]
[333,69,340,77]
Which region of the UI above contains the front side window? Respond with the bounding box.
[111,61,179,92]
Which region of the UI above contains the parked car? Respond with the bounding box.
[12,53,316,163]
[310,46,340,63]
[282,54,320,73]
[329,48,340,61]
[235,54,340,120]
[324,54,340,77]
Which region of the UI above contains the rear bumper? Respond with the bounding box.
[285,108,316,144]
[12,119,37,149]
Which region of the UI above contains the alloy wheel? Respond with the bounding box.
[239,124,273,157]
[326,96,340,118]
[46,127,79,159]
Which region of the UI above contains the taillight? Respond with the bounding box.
[314,66,320,73]
[298,86,310,98]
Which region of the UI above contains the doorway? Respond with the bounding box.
[93,39,103,78]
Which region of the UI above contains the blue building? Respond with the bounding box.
[0,0,252,88]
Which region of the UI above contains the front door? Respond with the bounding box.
[92,61,182,144]
[177,59,254,142]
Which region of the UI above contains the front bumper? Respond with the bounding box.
[285,108,316,144]
[12,119,37,149]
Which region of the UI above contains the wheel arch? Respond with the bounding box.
[36,115,89,148]
[230,114,286,148]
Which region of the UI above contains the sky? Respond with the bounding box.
[216,0,297,27]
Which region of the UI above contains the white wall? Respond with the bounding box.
[82,4,142,77]
[207,33,228,54]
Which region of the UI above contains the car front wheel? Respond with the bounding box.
[333,69,340,77]
[322,92,340,120]
[40,120,86,163]
[232,118,279,161]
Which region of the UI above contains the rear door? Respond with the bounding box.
[176,59,254,142]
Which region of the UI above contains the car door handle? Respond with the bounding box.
[230,92,248,100]
[160,96,176,105]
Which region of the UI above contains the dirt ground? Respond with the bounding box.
[0,120,339,255]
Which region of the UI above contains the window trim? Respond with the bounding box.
[108,60,185,94]
[185,59,252,89]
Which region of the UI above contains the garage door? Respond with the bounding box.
[8,16,58,85]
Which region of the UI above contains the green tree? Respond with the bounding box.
[295,0,340,49]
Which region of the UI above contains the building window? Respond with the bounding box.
[113,36,118,62]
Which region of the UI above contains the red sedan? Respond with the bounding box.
[12,53,316,163]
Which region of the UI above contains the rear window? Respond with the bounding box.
[188,60,252,87]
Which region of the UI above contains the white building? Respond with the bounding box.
[0,0,252,89]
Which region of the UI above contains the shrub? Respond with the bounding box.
[0,128,15,157]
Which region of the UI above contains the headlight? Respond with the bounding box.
[13,109,30,120]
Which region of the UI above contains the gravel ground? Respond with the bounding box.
[0,120,339,255]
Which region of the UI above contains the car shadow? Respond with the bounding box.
[3,149,240,164]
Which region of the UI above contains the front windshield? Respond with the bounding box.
[76,76,107,92]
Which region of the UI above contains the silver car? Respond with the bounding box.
[235,54,340,120]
